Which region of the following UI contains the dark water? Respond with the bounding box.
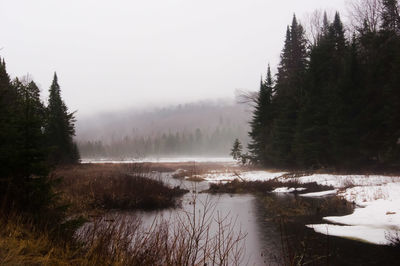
[137,174,273,265]
[120,173,399,265]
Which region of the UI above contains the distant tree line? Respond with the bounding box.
[248,1,400,170]
[0,58,78,216]
[79,125,247,158]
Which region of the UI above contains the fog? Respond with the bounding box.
[77,99,250,158]
[1,0,346,117]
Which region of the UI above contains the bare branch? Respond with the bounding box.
[303,9,325,45]
[346,0,383,33]
[234,89,258,106]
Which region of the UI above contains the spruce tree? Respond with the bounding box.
[0,58,19,204]
[271,14,308,167]
[251,9,400,170]
[10,79,54,213]
[230,138,243,161]
[45,73,79,165]
[248,65,273,165]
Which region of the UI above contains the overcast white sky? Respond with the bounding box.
[0,0,346,117]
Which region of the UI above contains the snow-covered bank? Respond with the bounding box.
[299,176,400,245]
[201,170,400,245]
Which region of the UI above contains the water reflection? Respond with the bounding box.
[135,174,284,265]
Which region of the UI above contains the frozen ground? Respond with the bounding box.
[201,170,400,245]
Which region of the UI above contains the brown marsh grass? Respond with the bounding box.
[52,163,187,216]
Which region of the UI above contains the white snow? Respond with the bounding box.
[298,175,400,245]
[272,187,307,193]
[306,224,391,245]
[286,174,399,189]
[202,171,287,183]
[300,189,338,197]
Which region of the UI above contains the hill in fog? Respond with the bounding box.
[76,99,250,159]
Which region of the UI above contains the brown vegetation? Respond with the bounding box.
[205,178,334,195]
[52,163,188,216]
[260,194,354,221]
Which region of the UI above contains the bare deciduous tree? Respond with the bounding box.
[346,0,383,33]
[303,9,325,45]
[234,89,258,107]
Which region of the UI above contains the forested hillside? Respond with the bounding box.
[248,1,400,169]
[77,101,250,158]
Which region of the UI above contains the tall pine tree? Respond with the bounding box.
[271,15,308,167]
[248,65,274,165]
[45,73,79,165]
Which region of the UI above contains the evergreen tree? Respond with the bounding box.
[0,59,58,216]
[330,12,346,53]
[271,14,308,167]
[0,57,19,206]
[45,73,79,165]
[248,65,273,165]
[10,78,55,213]
[230,138,243,161]
[248,9,400,170]
[293,12,350,168]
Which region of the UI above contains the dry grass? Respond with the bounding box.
[171,163,220,182]
[52,164,188,216]
[0,215,78,266]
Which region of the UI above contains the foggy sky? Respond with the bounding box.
[1,0,346,117]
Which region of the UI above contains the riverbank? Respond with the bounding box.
[196,168,400,246]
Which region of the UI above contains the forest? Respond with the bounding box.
[77,101,249,158]
[0,65,78,215]
[247,0,400,170]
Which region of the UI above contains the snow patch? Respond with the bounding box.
[300,175,400,245]
[272,187,307,193]
[202,171,286,183]
[300,190,338,198]
[306,224,391,245]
